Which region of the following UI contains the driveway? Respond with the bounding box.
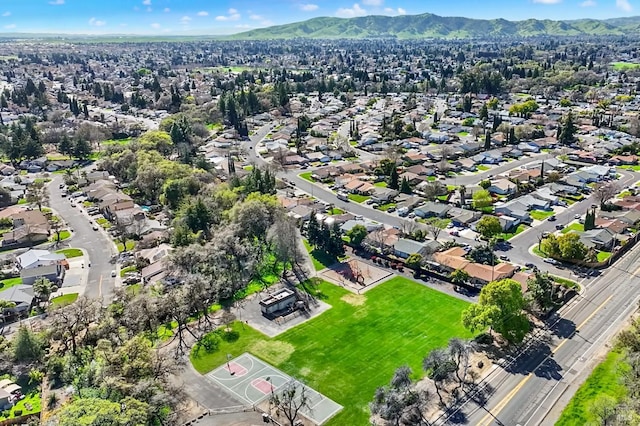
[48,173,118,302]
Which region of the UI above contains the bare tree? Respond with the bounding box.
[425,218,449,241]
[270,379,311,426]
[25,180,49,211]
[400,219,418,238]
[268,216,306,274]
[594,181,620,208]
[48,296,101,355]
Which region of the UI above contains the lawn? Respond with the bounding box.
[499,224,527,240]
[477,165,491,171]
[347,193,370,203]
[530,210,555,221]
[120,265,138,277]
[619,165,640,171]
[611,61,640,71]
[299,172,314,182]
[327,208,344,215]
[561,223,584,234]
[103,137,132,146]
[597,251,612,262]
[0,278,21,292]
[378,203,396,211]
[190,277,473,425]
[557,350,628,426]
[50,293,78,307]
[116,240,136,252]
[0,379,41,421]
[303,239,337,271]
[374,181,388,188]
[55,248,83,258]
[48,230,71,242]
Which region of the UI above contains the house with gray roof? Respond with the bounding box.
[392,238,442,259]
[414,202,451,219]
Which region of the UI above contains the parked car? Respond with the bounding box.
[548,215,556,222]
[92,225,99,231]
[499,255,509,261]
[387,207,396,213]
[574,214,582,219]
[555,224,564,230]
[111,270,117,277]
[543,258,559,265]
[525,262,536,269]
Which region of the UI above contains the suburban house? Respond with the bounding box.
[432,247,516,285]
[370,188,398,204]
[141,260,167,284]
[580,228,616,251]
[2,209,51,247]
[487,179,517,196]
[0,285,34,318]
[392,238,441,259]
[363,227,401,254]
[494,200,532,223]
[16,249,66,285]
[414,202,451,219]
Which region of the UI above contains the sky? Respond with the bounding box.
[0,0,637,35]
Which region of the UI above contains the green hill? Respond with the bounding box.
[228,12,640,40]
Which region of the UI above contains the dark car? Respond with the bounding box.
[548,215,556,222]
[525,262,536,269]
[555,224,564,230]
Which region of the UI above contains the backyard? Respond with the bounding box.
[190,277,473,425]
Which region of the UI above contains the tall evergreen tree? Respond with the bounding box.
[388,167,399,190]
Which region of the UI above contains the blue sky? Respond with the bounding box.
[0,0,637,34]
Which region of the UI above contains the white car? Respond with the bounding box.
[543,258,559,265]
[111,270,117,277]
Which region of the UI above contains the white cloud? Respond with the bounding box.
[383,7,406,15]
[617,0,633,11]
[362,0,383,5]
[2,12,10,17]
[250,14,263,20]
[49,0,64,5]
[336,3,367,18]
[142,0,151,5]
[236,24,251,28]
[150,22,161,29]
[215,8,241,21]
[4,24,15,29]
[580,0,596,6]
[180,16,191,24]
[300,3,319,11]
[532,0,562,3]
[88,17,106,27]
[197,11,209,16]
[163,7,170,12]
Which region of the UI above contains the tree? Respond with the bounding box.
[270,379,311,426]
[73,138,92,160]
[268,216,306,272]
[472,189,493,210]
[25,180,49,211]
[346,224,368,247]
[484,131,491,150]
[13,325,44,362]
[584,207,596,231]
[594,182,619,208]
[388,167,399,190]
[559,111,577,145]
[425,217,449,241]
[526,272,556,314]
[448,338,471,388]
[33,277,55,303]
[476,215,502,240]
[458,185,467,207]
[461,278,530,344]
[400,177,412,194]
[57,397,150,426]
[405,253,423,270]
[423,348,456,405]
[450,269,470,284]
[370,366,432,426]
[557,232,588,260]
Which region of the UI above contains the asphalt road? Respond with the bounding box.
[443,241,640,426]
[48,173,118,301]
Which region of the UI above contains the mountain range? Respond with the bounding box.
[230,13,640,40]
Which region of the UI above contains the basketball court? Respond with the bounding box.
[206,353,342,425]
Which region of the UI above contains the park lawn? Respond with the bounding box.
[597,251,612,262]
[530,210,555,221]
[55,248,83,258]
[117,240,136,252]
[374,181,388,188]
[299,172,314,182]
[50,293,78,307]
[477,165,491,171]
[0,277,22,292]
[303,239,336,271]
[347,193,370,203]
[557,350,628,426]
[500,224,527,240]
[191,277,473,425]
[561,223,584,234]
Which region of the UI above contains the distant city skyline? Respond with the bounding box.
[0,0,637,35]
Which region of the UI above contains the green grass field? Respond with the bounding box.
[347,193,370,203]
[191,277,473,425]
[597,251,612,262]
[477,165,491,171]
[49,230,71,242]
[612,61,640,71]
[374,181,388,188]
[530,210,555,221]
[55,248,83,258]
[50,293,79,307]
[117,240,136,252]
[561,223,584,234]
[500,224,527,240]
[299,172,314,182]
[557,350,628,426]
[0,277,21,291]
